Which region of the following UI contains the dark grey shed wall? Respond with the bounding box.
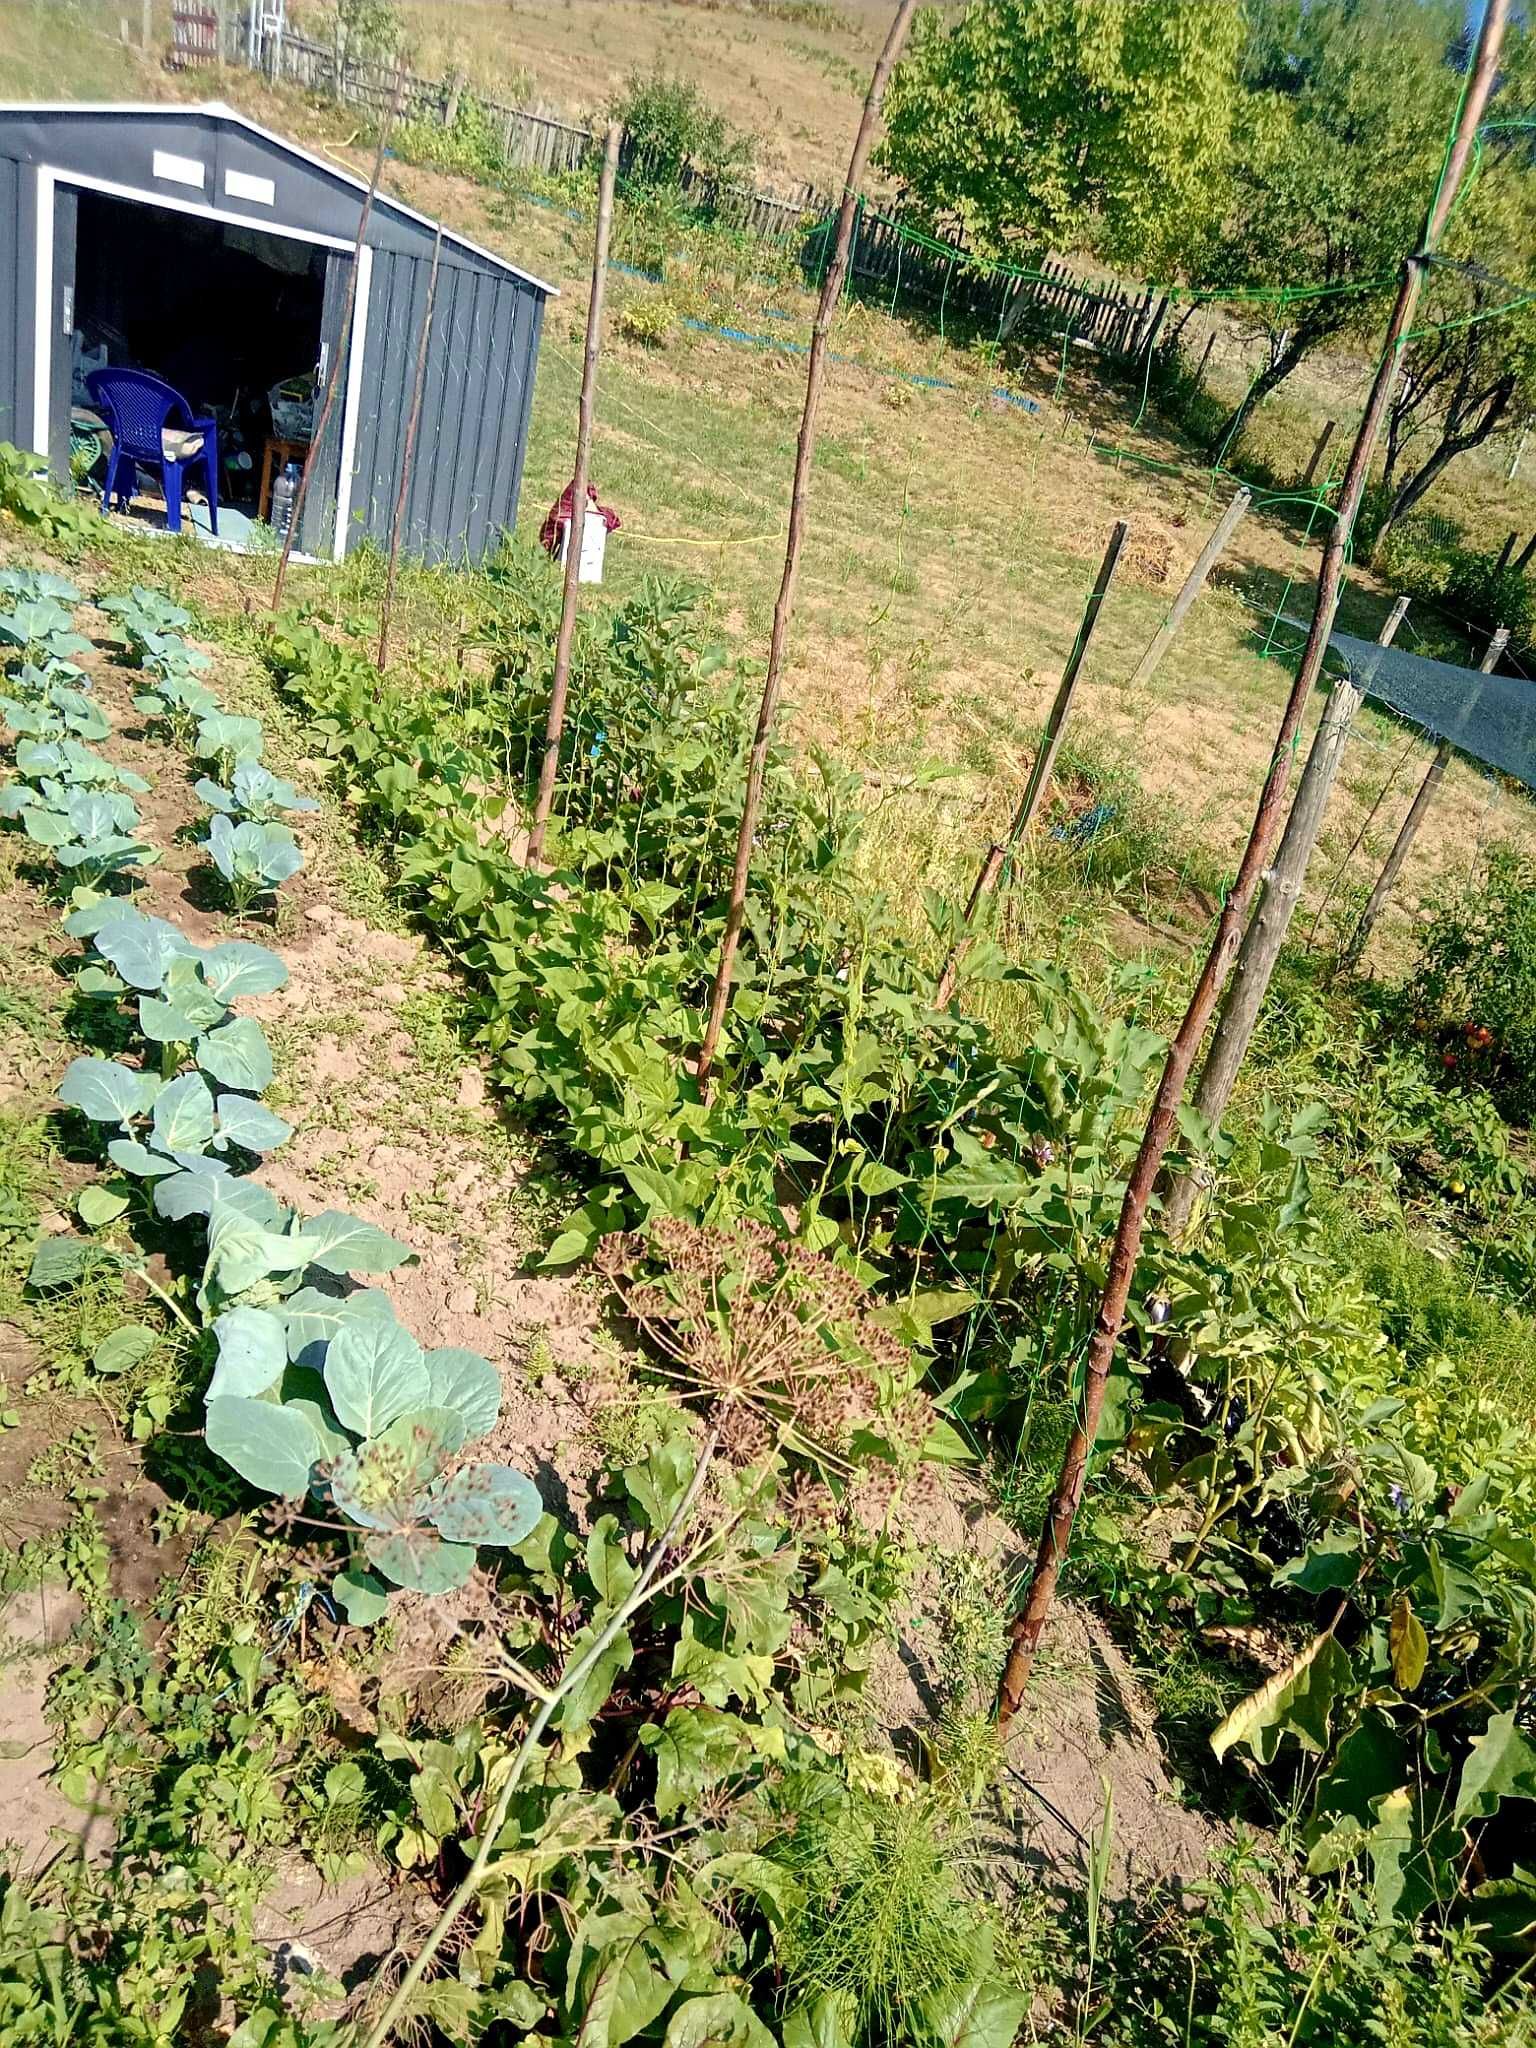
[0,104,553,560]
[0,155,20,447]
[350,246,545,563]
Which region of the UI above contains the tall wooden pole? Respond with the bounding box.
[933,521,1128,1011]
[694,0,922,1087]
[527,123,621,868]
[1162,595,1410,1235]
[1126,488,1250,693]
[1340,624,1509,971]
[995,0,1510,1732]
[376,226,442,672]
[271,78,401,611]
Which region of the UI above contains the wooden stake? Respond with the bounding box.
[1126,488,1250,693]
[527,123,620,868]
[1341,623,1509,972]
[694,0,921,1088]
[1162,595,1410,1235]
[376,224,442,673]
[272,78,401,612]
[1301,418,1338,488]
[933,521,1128,1011]
[994,0,1509,1733]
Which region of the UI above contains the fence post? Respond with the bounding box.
[1126,488,1250,692]
[443,68,463,129]
[696,0,922,1090]
[1163,593,1411,1235]
[1341,623,1509,971]
[1302,419,1338,488]
[527,124,621,868]
[142,0,152,50]
[934,522,1129,1011]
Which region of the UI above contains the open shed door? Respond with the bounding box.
[46,184,77,483]
[296,246,355,559]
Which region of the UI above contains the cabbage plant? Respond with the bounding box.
[201,1288,537,1619]
[13,738,149,794]
[204,814,304,910]
[66,902,286,1075]
[0,780,155,886]
[0,598,92,667]
[195,759,318,823]
[98,586,193,661]
[194,712,264,780]
[134,672,220,743]
[0,568,81,604]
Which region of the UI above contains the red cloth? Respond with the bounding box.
[540,481,620,556]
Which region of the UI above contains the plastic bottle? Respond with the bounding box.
[271,460,300,540]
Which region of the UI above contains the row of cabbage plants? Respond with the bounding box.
[0,567,542,1625]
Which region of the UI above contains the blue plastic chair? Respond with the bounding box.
[85,367,219,537]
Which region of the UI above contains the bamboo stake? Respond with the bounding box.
[694,0,921,1088]
[933,520,1129,1011]
[1340,623,1509,972]
[376,225,442,673]
[994,0,1509,1732]
[1126,488,1250,693]
[271,77,401,612]
[527,122,621,868]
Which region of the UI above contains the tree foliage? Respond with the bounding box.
[879,0,1243,273]
[1192,0,1467,457]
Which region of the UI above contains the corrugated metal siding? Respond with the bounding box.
[0,156,21,446]
[352,246,543,563]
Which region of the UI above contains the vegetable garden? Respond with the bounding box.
[1,0,1536,2038]
[0,498,1534,2042]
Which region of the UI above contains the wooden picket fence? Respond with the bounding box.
[239,23,1160,361]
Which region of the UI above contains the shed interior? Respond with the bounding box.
[72,187,326,517]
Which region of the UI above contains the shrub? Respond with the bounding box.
[616,293,678,348]
[611,67,755,187]
[1404,843,1536,1126]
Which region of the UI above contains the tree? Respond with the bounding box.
[1194,0,1466,462]
[879,0,1242,275]
[1373,138,1536,544]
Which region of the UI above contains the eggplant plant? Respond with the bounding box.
[203,813,304,911]
[194,759,318,823]
[200,1287,535,1618]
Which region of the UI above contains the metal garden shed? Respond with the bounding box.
[0,101,556,561]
